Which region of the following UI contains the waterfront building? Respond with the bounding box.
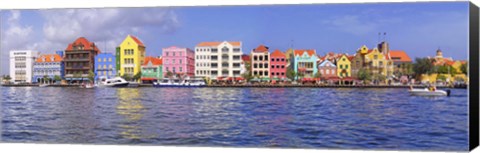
[194,41,243,79]
[390,50,412,76]
[317,59,337,79]
[117,35,146,77]
[351,45,369,77]
[94,53,116,80]
[33,51,64,83]
[293,49,318,79]
[141,56,163,83]
[336,54,352,77]
[9,50,38,83]
[163,46,195,77]
[251,45,270,78]
[269,49,287,79]
[421,49,468,84]
[64,37,100,83]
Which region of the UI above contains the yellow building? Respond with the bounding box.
[336,54,352,77]
[117,35,146,77]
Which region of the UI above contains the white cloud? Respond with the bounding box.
[1,8,180,74]
[39,8,180,52]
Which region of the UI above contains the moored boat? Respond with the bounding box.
[153,77,206,87]
[408,87,450,96]
[97,77,130,87]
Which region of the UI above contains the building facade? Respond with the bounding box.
[64,37,100,83]
[162,46,195,77]
[251,45,270,78]
[9,50,38,83]
[94,53,116,80]
[194,41,243,79]
[117,35,146,77]
[336,54,352,77]
[293,49,318,79]
[141,56,163,83]
[33,51,64,83]
[317,59,337,78]
[270,49,287,79]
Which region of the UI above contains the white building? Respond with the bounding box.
[250,45,270,78]
[9,50,39,83]
[195,41,243,79]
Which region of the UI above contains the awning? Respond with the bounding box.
[141,77,157,81]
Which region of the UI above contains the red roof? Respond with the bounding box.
[253,45,269,52]
[142,56,163,66]
[347,55,355,61]
[390,50,411,62]
[294,49,316,57]
[36,54,63,63]
[65,37,100,53]
[241,54,250,61]
[129,35,145,47]
[196,41,241,47]
[270,49,285,57]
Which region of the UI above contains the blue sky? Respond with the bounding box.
[0,2,469,75]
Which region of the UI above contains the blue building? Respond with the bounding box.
[95,53,116,80]
[33,51,65,84]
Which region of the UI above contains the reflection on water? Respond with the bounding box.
[1,87,469,151]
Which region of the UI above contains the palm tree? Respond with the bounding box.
[88,70,95,84]
[54,75,62,84]
[3,75,11,82]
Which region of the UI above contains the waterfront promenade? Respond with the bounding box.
[0,83,466,89]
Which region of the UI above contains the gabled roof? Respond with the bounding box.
[253,45,269,52]
[36,54,63,63]
[390,50,412,62]
[196,41,241,47]
[347,55,355,61]
[129,35,145,47]
[65,37,100,53]
[142,56,163,66]
[318,59,336,67]
[270,49,285,57]
[294,49,316,57]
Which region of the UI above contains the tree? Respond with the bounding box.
[54,75,62,83]
[286,68,296,81]
[122,74,132,81]
[460,62,468,75]
[3,75,11,82]
[42,75,50,83]
[166,71,173,78]
[133,72,142,82]
[357,68,372,81]
[88,70,95,83]
[413,58,434,77]
[314,72,322,78]
[73,71,82,80]
[241,71,253,82]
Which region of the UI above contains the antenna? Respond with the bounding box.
[378,32,381,43]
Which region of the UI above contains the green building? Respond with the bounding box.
[141,56,163,83]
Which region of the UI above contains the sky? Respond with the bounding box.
[0,2,470,75]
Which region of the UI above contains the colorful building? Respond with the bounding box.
[141,56,163,83]
[251,45,270,78]
[390,50,412,76]
[336,54,352,77]
[10,50,39,83]
[241,54,250,75]
[163,46,195,77]
[317,59,337,78]
[270,49,287,79]
[64,37,100,83]
[293,49,318,79]
[194,41,243,79]
[117,35,146,77]
[33,51,64,83]
[351,45,369,77]
[94,53,116,80]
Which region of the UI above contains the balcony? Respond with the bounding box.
[63,58,90,62]
[65,66,90,70]
[65,74,89,78]
[122,64,135,67]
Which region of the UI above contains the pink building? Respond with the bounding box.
[269,49,287,79]
[162,46,195,77]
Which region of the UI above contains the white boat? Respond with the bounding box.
[97,77,129,87]
[154,77,205,87]
[409,88,450,96]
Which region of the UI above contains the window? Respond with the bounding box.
[103,58,107,62]
[340,65,343,69]
[98,58,101,62]
[179,67,183,72]
[271,58,275,62]
[346,65,349,69]
[179,60,182,64]
[271,65,275,69]
[374,55,378,60]
[109,58,112,62]
[271,72,275,76]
